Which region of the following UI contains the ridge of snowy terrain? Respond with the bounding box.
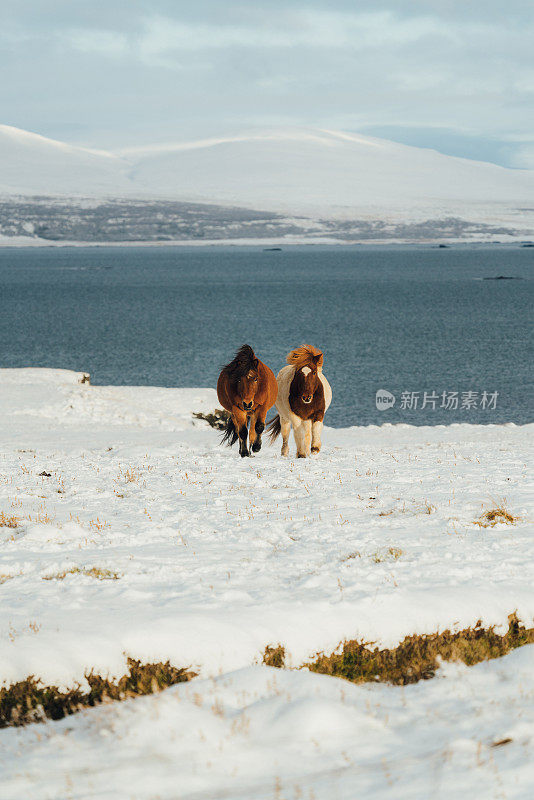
[1,125,534,226]
[2,650,534,800]
[0,124,130,197]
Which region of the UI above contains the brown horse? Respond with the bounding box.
[267,344,332,457]
[217,344,278,457]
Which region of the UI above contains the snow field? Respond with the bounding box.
[0,369,532,687]
[0,368,532,799]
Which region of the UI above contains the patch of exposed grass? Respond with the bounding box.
[372,546,404,563]
[263,645,286,668]
[304,617,534,686]
[419,500,436,515]
[0,658,196,728]
[340,551,361,562]
[193,409,230,430]
[378,500,436,517]
[43,567,121,581]
[474,503,520,528]
[27,511,55,524]
[118,467,142,484]
[88,518,110,533]
[0,512,20,529]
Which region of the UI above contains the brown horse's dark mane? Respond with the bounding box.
[222,344,258,383]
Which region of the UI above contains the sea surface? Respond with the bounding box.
[1,244,532,427]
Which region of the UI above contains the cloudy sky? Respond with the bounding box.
[2,0,533,166]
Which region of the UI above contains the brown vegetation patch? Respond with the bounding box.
[304,617,534,685]
[372,546,404,563]
[263,645,286,668]
[474,504,520,528]
[0,512,20,529]
[43,567,121,581]
[193,409,230,430]
[0,658,196,728]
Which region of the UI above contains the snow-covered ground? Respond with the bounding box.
[2,651,534,800]
[0,368,533,799]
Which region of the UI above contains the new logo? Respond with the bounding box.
[376,389,396,410]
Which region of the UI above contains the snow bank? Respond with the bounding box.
[1,651,533,799]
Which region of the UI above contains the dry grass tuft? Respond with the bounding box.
[43,567,121,581]
[0,658,196,728]
[420,500,436,515]
[372,546,404,563]
[119,467,142,484]
[474,504,520,528]
[305,616,534,686]
[193,409,230,430]
[379,500,436,517]
[0,512,20,529]
[88,518,110,533]
[27,511,55,524]
[263,645,286,668]
[341,551,361,562]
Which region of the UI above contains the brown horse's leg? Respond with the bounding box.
[248,411,258,452]
[232,407,249,457]
[250,407,267,453]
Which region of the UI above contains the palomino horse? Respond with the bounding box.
[268,344,332,458]
[217,344,278,457]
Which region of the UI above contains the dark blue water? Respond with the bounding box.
[1,245,532,427]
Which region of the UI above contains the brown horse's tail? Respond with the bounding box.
[221,416,239,447]
[266,414,281,444]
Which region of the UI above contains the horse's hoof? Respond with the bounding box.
[311,447,320,455]
[240,449,250,458]
[252,439,262,453]
[297,453,307,458]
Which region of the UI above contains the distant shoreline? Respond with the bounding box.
[0,235,531,248]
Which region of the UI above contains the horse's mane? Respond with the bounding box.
[222,344,258,382]
[286,344,323,371]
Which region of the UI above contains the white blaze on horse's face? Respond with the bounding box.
[299,366,317,403]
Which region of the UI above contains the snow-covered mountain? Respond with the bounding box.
[0,124,130,197]
[119,129,534,220]
[1,124,534,224]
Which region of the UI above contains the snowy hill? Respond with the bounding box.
[0,368,533,798]
[119,129,534,220]
[1,125,534,225]
[0,125,130,197]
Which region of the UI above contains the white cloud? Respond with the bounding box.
[67,30,129,57]
[123,11,448,59]
[0,1,533,166]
